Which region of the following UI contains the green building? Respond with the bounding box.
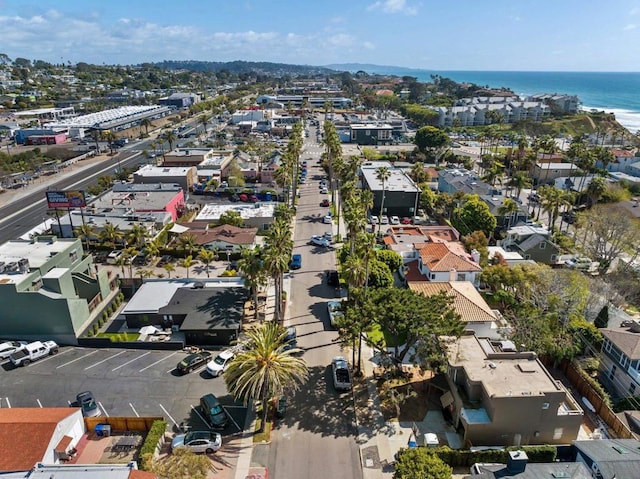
[0,236,119,345]
[349,123,394,146]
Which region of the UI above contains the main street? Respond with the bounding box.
[256,123,362,479]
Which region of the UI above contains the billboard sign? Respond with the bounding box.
[45,190,87,208]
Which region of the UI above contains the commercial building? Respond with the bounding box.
[349,124,394,145]
[527,93,580,114]
[175,224,258,252]
[532,162,576,185]
[133,165,197,193]
[360,161,421,218]
[158,92,200,109]
[444,333,583,447]
[43,105,170,133]
[0,237,118,345]
[256,94,352,109]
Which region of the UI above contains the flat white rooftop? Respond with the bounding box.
[196,203,276,221]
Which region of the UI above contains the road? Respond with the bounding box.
[258,121,362,479]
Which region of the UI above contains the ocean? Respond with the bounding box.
[381,69,640,133]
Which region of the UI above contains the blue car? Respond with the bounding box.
[291,254,302,270]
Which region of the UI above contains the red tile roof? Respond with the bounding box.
[404,259,428,282]
[130,469,158,479]
[418,243,482,272]
[0,408,80,472]
[611,148,635,158]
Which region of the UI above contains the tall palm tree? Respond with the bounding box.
[100,223,123,248]
[375,166,391,236]
[199,114,210,135]
[237,246,268,321]
[180,255,195,279]
[178,233,198,257]
[197,249,216,278]
[140,118,151,137]
[164,130,177,151]
[262,219,293,323]
[586,176,607,207]
[74,223,96,252]
[498,198,520,230]
[127,223,149,249]
[163,262,176,279]
[506,172,531,199]
[224,322,308,433]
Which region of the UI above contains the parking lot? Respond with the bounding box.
[0,346,248,436]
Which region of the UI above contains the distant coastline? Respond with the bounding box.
[330,64,640,133]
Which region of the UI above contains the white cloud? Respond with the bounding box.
[623,23,637,30]
[367,0,418,15]
[363,41,375,50]
[630,7,640,15]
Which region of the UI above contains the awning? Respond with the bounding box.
[170,224,190,234]
[55,435,73,453]
[440,391,454,408]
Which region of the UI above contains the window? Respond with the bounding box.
[539,242,546,250]
[365,130,370,136]
[457,273,465,281]
[69,250,78,262]
[630,383,636,395]
[553,428,563,440]
[609,365,617,380]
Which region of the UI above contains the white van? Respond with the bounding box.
[106,250,123,265]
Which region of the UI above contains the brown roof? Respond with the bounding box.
[129,469,159,479]
[425,167,439,179]
[418,243,482,272]
[181,224,257,246]
[408,281,496,322]
[0,408,79,472]
[611,148,635,158]
[601,328,640,359]
[404,259,429,282]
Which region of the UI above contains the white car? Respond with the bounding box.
[320,187,329,194]
[171,431,222,454]
[380,215,389,225]
[206,350,235,377]
[323,215,332,224]
[0,341,27,360]
[390,216,400,225]
[323,231,333,242]
[310,235,330,247]
[369,215,379,224]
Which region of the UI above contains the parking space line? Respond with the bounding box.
[56,350,99,369]
[190,404,210,428]
[112,352,151,371]
[129,403,139,417]
[5,398,10,408]
[159,403,179,428]
[84,351,126,370]
[139,351,179,372]
[36,399,42,408]
[28,348,72,366]
[98,402,109,417]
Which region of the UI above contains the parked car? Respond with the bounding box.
[400,217,412,225]
[177,351,212,374]
[171,431,222,454]
[10,340,58,367]
[331,357,353,391]
[290,253,302,270]
[390,216,400,225]
[369,215,379,225]
[320,199,331,207]
[380,215,389,225]
[326,270,340,287]
[199,393,228,429]
[76,391,101,417]
[93,251,109,264]
[0,341,27,360]
[327,301,344,327]
[323,231,333,242]
[158,254,173,266]
[275,395,287,419]
[206,350,235,377]
[283,327,297,351]
[309,235,330,247]
[320,187,329,195]
[323,214,332,224]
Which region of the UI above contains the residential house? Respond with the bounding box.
[599,319,640,399]
[527,93,580,114]
[260,152,282,185]
[0,408,85,472]
[554,174,597,193]
[500,224,560,265]
[532,162,576,185]
[18,463,156,478]
[487,246,529,267]
[414,242,482,285]
[408,281,509,339]
[176,224,258,252]
[573,439,640,479]
[361,162,421,217]
[438,168,499,197]
[120,280,246,345]
[597,148,637,174]
[233,150,260,182]
[466,450,590,478]
[480,194,528,229]
[0,237,118,345]
[444,333,583,447]
[383,225,460,261]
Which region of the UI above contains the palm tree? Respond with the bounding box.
[74,223,96,251]
[100,223,123,248]
[586,176,607,207]
[165,130,177,151]
[506,172,531,199]
[375,166,391,236]
[197,249,216,278]
[237,246,268,321]
[145,241,160,265]
[140,118,151,137]
[224,322,308,433]
[178,233,198,257]
[163,262,176,278]
[127,223,149,249]
[262,219,293,323]
[498,198,520,230]
[123,246,139,278]
[199,114,210,135]
[180,255,195,279]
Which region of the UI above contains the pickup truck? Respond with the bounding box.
[331,356,353,391]
[10,340,59,367]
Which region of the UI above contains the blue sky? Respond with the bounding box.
[2,0,640,71]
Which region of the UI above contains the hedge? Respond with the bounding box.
[572,359,612,407]
[139,419,167,471]
[429,445,557,467]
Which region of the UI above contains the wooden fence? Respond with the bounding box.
[556,360,634,439]
[84,416,164,433]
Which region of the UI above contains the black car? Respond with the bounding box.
[283,327,297,351]
[326,270,339,287]
[177,351,212,374]
[158,254,173,266]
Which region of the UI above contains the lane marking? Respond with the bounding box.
[5,398,10,408]
[112,351,151,371]
[139,351,179,372]
[225,407,242,434]
[190,404,210,427]
[84,351,126,370]
[159,403,178,428]
[36,399,43,408]
[56,350,99,369]
[129,403,139,417]
[98,402,109,417]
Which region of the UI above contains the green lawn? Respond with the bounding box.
[367,324,405,349]
[96,332,140,342]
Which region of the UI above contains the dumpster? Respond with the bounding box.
[94,424,111,437]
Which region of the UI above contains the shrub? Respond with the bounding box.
[139,420,167,470]
[431,445,556,467]
[572,360,612,407]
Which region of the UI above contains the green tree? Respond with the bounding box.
[180,255,195,279]
[197,249,216,278]
[393,448,453,479]
[149,447,212,479]
[376,249,403,273]
[163,262,176,278]
[218,210,244,227]
[414,126,449,164]
[237,246,268,320]
[462,230,489,267]
[74,223,96,251]
[594,305,609,329]
[367,259,394,289]
[140,118,152,137]
[99,223,124,248]
[452,195,497,237]
[497,198,520,230]
[224,322,308,432]
[409,162,429,184]
[177,233,198,256]
[375,166,391,236]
